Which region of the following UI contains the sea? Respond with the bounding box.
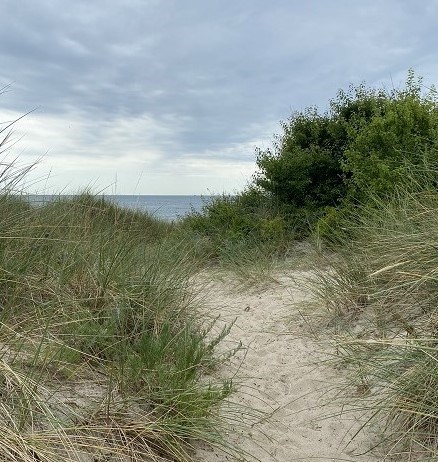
[28,195,213,221]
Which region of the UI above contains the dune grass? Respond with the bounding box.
[0,187,241,461]
[309,184,438,459]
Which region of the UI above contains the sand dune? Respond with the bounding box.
[195,270,383,462]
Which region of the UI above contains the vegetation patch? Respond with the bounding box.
[309,181,438,458]
[0,183,239,461]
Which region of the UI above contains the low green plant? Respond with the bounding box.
[182,188,295,277]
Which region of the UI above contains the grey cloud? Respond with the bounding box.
[1,0,438,176]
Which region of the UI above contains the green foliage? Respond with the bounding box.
[342,71,438,200]
[185,70,438,255]
[182,187,293,259]
[255,70,438,236]
[255,108,347,210]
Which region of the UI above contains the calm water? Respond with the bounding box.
[105,195,211,221]
[29,195,212,221]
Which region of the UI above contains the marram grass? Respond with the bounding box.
[310,184,438,459]
[0,189,242,461]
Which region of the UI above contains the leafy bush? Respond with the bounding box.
[255,107,348,210]
[342,71,438,201]
[255,70,438,235]
[182,187,293,257]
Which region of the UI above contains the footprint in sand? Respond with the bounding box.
[195,270,383,462]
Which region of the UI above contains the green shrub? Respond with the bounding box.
[255,70,438,236]
[342,71,438,201]
[182,187,293,259]
[255,107,348,209]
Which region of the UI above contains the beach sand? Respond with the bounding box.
[194,270,384,462]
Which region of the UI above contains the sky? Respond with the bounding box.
[1,0,438,195]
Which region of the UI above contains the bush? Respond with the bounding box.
[182,187,293,258]
[342,71,438,201]
[255,70,438,235]
[255,107,348,210]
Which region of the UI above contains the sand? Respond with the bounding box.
[194,270,384,462]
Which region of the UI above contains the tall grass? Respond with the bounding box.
[0,185,240,461]
[309,181,438,459]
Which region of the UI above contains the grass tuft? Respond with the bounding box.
[0,176,241,460]
[309,182,438,458]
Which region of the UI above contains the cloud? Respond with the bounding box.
[0,0,437,193]
[1,108,259,194]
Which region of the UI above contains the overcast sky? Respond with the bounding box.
[1,0,437,194]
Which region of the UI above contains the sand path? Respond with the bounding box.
[195,270,383,462]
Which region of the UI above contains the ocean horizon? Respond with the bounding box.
[27,194,215,221]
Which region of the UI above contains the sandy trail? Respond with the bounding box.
[195,270,383,462]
